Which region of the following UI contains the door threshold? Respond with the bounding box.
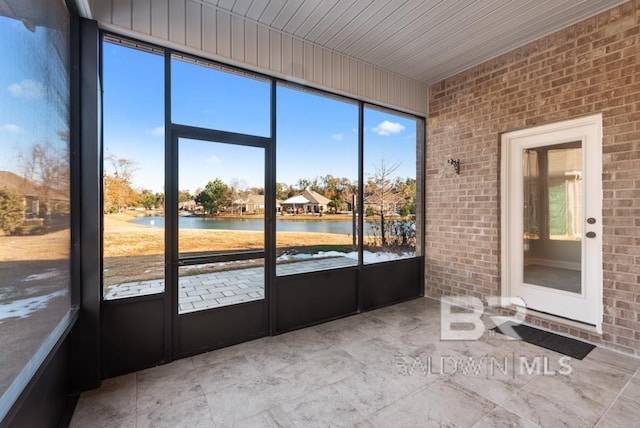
[525,308,601,335]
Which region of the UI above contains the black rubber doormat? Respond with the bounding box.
[491,321,595,360]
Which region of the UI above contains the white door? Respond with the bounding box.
[501,115,602,331]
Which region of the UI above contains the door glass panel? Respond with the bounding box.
[523,142,582,293]
[177,138,264,312]
[179,262,264,314]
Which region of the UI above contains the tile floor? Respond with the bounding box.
[71,297,640,427]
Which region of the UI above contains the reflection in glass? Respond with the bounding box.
[0,3,71,399]
[171,56,271,137]
[523,143,582,293]
[363,107,420,264]
[102,41,165,300]
[276,85,359,275]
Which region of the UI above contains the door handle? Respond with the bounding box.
[586,231,596,238]
[587,217,596,224]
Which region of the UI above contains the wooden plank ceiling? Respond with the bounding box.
[199,0,627,84]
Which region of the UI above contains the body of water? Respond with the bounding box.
[132,216,364,235]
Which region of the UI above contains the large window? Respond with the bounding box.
[0,0,71,408]
[364,106,422,263]
[102,40,165,300]
[276,85,359,275]
[101,36,424,300]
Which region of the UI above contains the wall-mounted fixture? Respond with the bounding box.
[448,158,460,175]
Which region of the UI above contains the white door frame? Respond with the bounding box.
[501,114,603,333]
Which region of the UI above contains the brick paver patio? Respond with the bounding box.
[104,257,357,312]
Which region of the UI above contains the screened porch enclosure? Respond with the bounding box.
[100,35,425,375]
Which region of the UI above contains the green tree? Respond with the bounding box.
[139,189,159,209]
[0,187,24,235]
[178,190,192,203]
[195,179,232,214]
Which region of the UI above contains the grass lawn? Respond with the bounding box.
[102,212,357,288]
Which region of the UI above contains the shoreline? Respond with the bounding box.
[103,213,356,258]
[125,213,359,222]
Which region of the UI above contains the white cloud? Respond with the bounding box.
[331,133,344,141]
[7,79,45,99]
[149,126,165,136]
[2,123,24,134]
[206,155,221,164]
[372,120,405,136]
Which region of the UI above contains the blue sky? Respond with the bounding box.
[0,16,69,174]
[103,41,419,194]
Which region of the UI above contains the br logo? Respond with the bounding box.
[440,296,527,340]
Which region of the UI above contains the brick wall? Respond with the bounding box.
[426,1,640,356]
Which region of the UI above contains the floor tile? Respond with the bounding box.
[471,407,540,428]
[243,339,306,373]
[312,319,372,348]
[103,417,136,428]
[71,298,640,428]
[274,327,336,358]
[205,360,328,426]
[303,349,368,384]
[501,373,618,427]
[136,357,195,382]
[282,385,367,427]
[393,297,441,321]
[70,374,136,428]
[353,315,400,339]
[136,367,203,411]
[342,335,408,370]
[197,354,261,393]
[366,305,423,329]
[332,368,416,417]
[621,375,640,399]
[136,396,214,428]
[394,318,441,346]
[221,405,295,428]
[191,342,246,368]
[448,366,529,405]
[563,355,633,392]
[370,378,496,428]
[596,396,640,427]
[584,346,640,375]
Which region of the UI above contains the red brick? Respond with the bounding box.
[427,1,640,357]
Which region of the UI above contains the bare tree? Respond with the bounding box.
[19,141,69,216]
[104,154,138,213]
[368,157,400,246]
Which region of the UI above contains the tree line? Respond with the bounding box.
[103,156,416,216]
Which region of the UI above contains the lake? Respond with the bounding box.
[131,216,367,235]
